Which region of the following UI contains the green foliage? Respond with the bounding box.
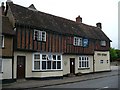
[110,48,118,61]
[116,50,120,58]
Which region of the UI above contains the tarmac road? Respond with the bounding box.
[43,74,119,89]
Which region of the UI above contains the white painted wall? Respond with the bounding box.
[2,59,12,79]
[62,55,93,75]
[94,51,111,72]
[14,51,63,79]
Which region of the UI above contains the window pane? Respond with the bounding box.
[100,60,103,64]
[79,61,81,67]
[34,54,40,59]
[38,31,42,41]
[82,57,84,60]
[53,55,56,60]
[34,61,40,69]
[57,61,61,69]
[47,61,51,69]
[42,61,46,69]
[57,55,61,60]
[86,61,89,67]
[34,30,38,40]
[53,61,56,69]
[107,60,109,63]
[79,57,81,60]
[0,58,2,72]
[84,61,86,67]
[42,55,46,60]
[101,41,106,46]
[82,61,84,67]
[48,55,53,60]
[42,31,46,41]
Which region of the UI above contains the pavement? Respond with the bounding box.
[2,66,119,90]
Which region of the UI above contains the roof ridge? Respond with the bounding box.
[7,3,110,41]
[11,3,98,28]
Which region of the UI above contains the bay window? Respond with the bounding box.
[33,53,62,71]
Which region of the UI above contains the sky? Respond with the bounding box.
[1,0,119,49]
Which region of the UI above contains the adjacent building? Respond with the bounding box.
[0,2,15,82]
[1,1,111,80]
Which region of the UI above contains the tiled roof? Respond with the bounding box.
[2,16,15,35]
[8,3,111,41]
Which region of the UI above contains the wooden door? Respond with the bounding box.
[70,58,75,74]
[17,56,25,79]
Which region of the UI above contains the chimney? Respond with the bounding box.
[6,0,13,3]
[96,22,102,29]
[76,15,82,23]
[1,2,5,15]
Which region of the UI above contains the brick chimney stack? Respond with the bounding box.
[76,15,82,23]
[96,22,102,29]
[1,2,5,15]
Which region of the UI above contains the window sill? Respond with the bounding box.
[78,68,90,70]
[32,70,63,72]
[33,40,46,42]
[100,45,106,47]
[0,47,5,49]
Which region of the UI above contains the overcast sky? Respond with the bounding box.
[1,0,119,49]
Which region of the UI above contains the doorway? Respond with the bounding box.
[17,56,25,79]
[70,58,75,74]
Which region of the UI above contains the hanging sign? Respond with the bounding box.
[83,38,89,47]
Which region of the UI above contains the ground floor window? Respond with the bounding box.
[79,56,90,68]
[0,58,3,72]
[33,53,62,71]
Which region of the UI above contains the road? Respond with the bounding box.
[43,75,119,89]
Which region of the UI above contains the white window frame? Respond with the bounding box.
[100,60,104,64]
[0,58,3,73]
[33,54,40,70]
[0,35,4,48]
[34,29,46,42]
[100,41,106,46]
[106,60,109,63]
[33,53,62,71]
[74,37,82,46]
[78,56,90,68]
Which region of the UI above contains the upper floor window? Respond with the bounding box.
[100,41,106,46]
[74,37,82,46]
[34,30,46,42]
[0,35,4,48]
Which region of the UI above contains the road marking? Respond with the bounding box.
[103,86,108,88]
[96,86,109,90]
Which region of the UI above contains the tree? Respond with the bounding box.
[116,49,120,60]
[110,48,118,61]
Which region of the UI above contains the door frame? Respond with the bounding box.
[17,56,26,79]
[70,58,75,74]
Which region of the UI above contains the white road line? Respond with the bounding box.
[96,86,109,90]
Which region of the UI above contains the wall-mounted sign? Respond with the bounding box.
[83,39,89,47]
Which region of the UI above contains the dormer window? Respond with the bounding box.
[100,41,106,46]
[34,30,46,42]
[74,37,82,46]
